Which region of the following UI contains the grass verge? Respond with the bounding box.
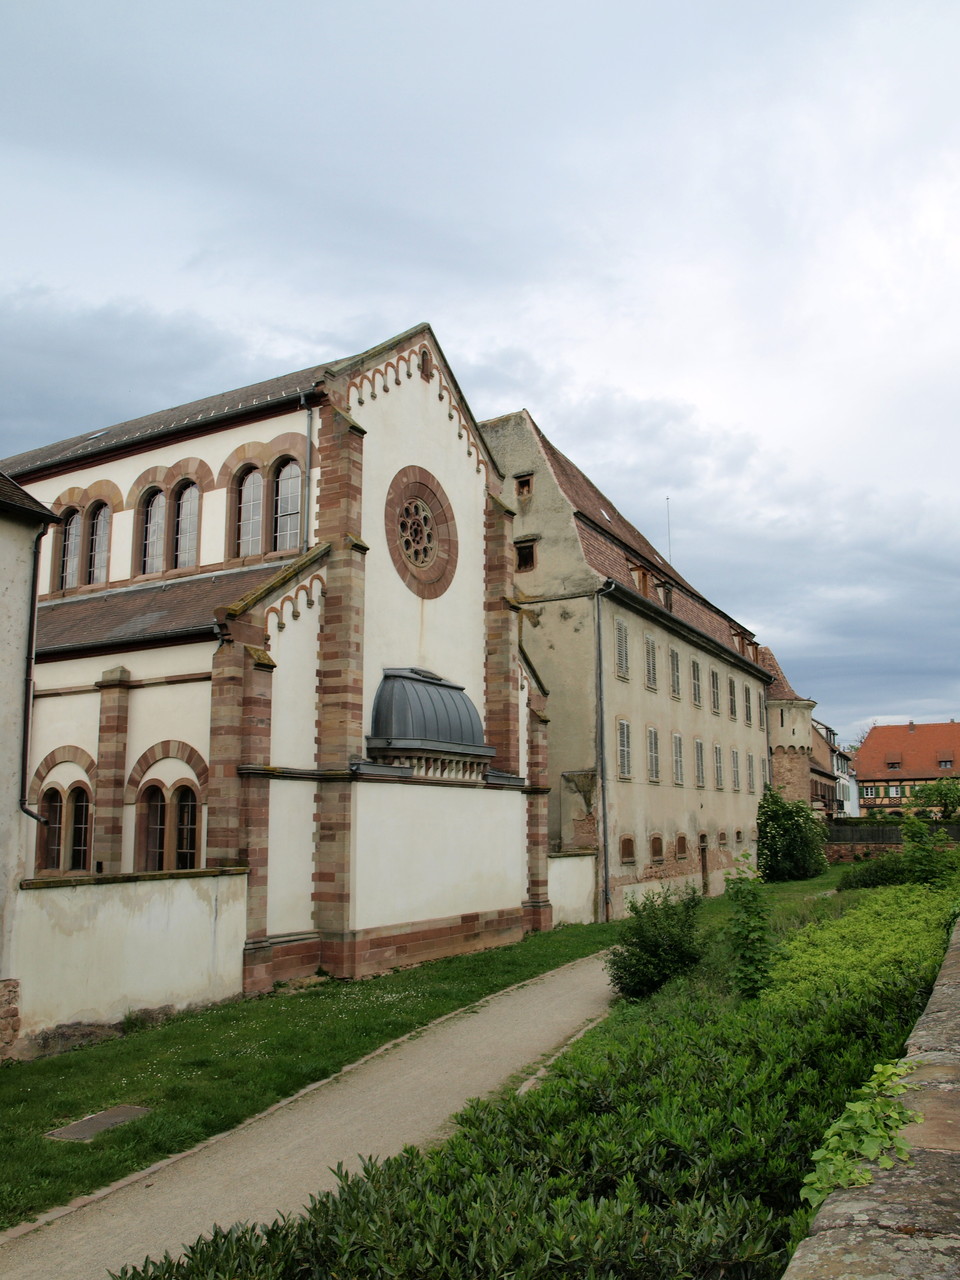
[0,920,617,1231]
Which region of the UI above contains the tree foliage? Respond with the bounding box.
[756,787,828,882]
[907,777,960,821]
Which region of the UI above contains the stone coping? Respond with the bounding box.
[783,918,960,1279]
[20,866,249,890]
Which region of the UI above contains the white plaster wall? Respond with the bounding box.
[126,682,211,779]
[29,692,101,775]
[351,373,489,727]
[23,407,313,587]
[12,873,247,1033]
[269,604,321,768]
[33,643,217,690]
[0,515,43,977]
[548,856,597,924]
[352,784,525,930]
[266,779,316,935]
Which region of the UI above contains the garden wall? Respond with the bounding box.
[783,917,960,1278]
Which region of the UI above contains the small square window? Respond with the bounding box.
[515,542,536,572]
[940,759,953,769]
[515,474,533,497]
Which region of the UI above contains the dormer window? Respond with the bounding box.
[940,759,954,769]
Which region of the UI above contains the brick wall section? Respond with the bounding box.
[484,493,521,775]
[0,980,20,1056]
[321,907,525,978]
[312,407,367,967]
[523,689,553,932]
[239,641,274,942]
[206,630,245,867]
[93,665,131,873]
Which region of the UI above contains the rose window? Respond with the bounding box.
[398,498,437,567]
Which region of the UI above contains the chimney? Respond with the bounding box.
[909,721,915,731]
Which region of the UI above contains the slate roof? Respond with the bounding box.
[0,323,435,481]
[522,422,760,662]
[0,471,58,524]
[852,722,960,783]
[36,563,286,657]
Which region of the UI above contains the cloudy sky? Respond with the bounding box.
[2,0,958,744]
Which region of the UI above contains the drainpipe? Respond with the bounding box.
[19,527,48,824]
[299,394,314,553]
[595,580,616,920]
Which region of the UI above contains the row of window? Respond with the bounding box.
[616,721,768,791]
[619,829,744,865]
[36,784,201,875]
[53,460,303,591]
[613,620,764,727]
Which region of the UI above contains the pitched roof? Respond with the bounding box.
[0,471,58,524]
[1,323,435,481]
[521,421,760,661]
[757,646,808,701]
[36,563,288,658]
[852,722,960,783]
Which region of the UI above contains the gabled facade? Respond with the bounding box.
[480,411,772,920]
[853,721,960,814]
[0,326,550,1055]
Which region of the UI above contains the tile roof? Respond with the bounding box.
[757,646,807,701]
[36,563,287,657]
[852,722,960,783]
[0,471,58,524]
[0,323,434,480]
[527,424,759,660]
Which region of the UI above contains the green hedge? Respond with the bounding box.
[115,887,955,1280]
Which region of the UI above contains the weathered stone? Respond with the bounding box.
[785,1227,960,1279]
[902,1091,960,1153]
[811,1149,960,1237]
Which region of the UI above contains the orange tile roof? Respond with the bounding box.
[852,722,960,782]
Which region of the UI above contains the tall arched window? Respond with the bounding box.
[173,483,199,568]
[139,782,200,871]
[143,785,166,870]
[174,786,198,869]
[39,790,63,870]
[237,468,263,556]
[68,787,91,872]
[273,461,301,551]
[87,503,111,584]
[142,491,166,574]
[59,510,82,589]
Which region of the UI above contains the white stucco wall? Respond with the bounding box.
[548,855,597,924]
[0,514,45,978]
[268,600,321,769]
[352,783,525,931]
[351,370,489,730]
[266,778,316,935]
[12,872,247,1034]
[27,407,313,590]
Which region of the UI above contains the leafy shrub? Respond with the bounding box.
[605,883,704,999]
[113,886,954,1280]
[837,815,960,891]
[724,856,772,998]
[756,787,828,881]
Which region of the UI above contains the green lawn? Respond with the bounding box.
[0,921,617,1231]
[0,869,853,1234]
